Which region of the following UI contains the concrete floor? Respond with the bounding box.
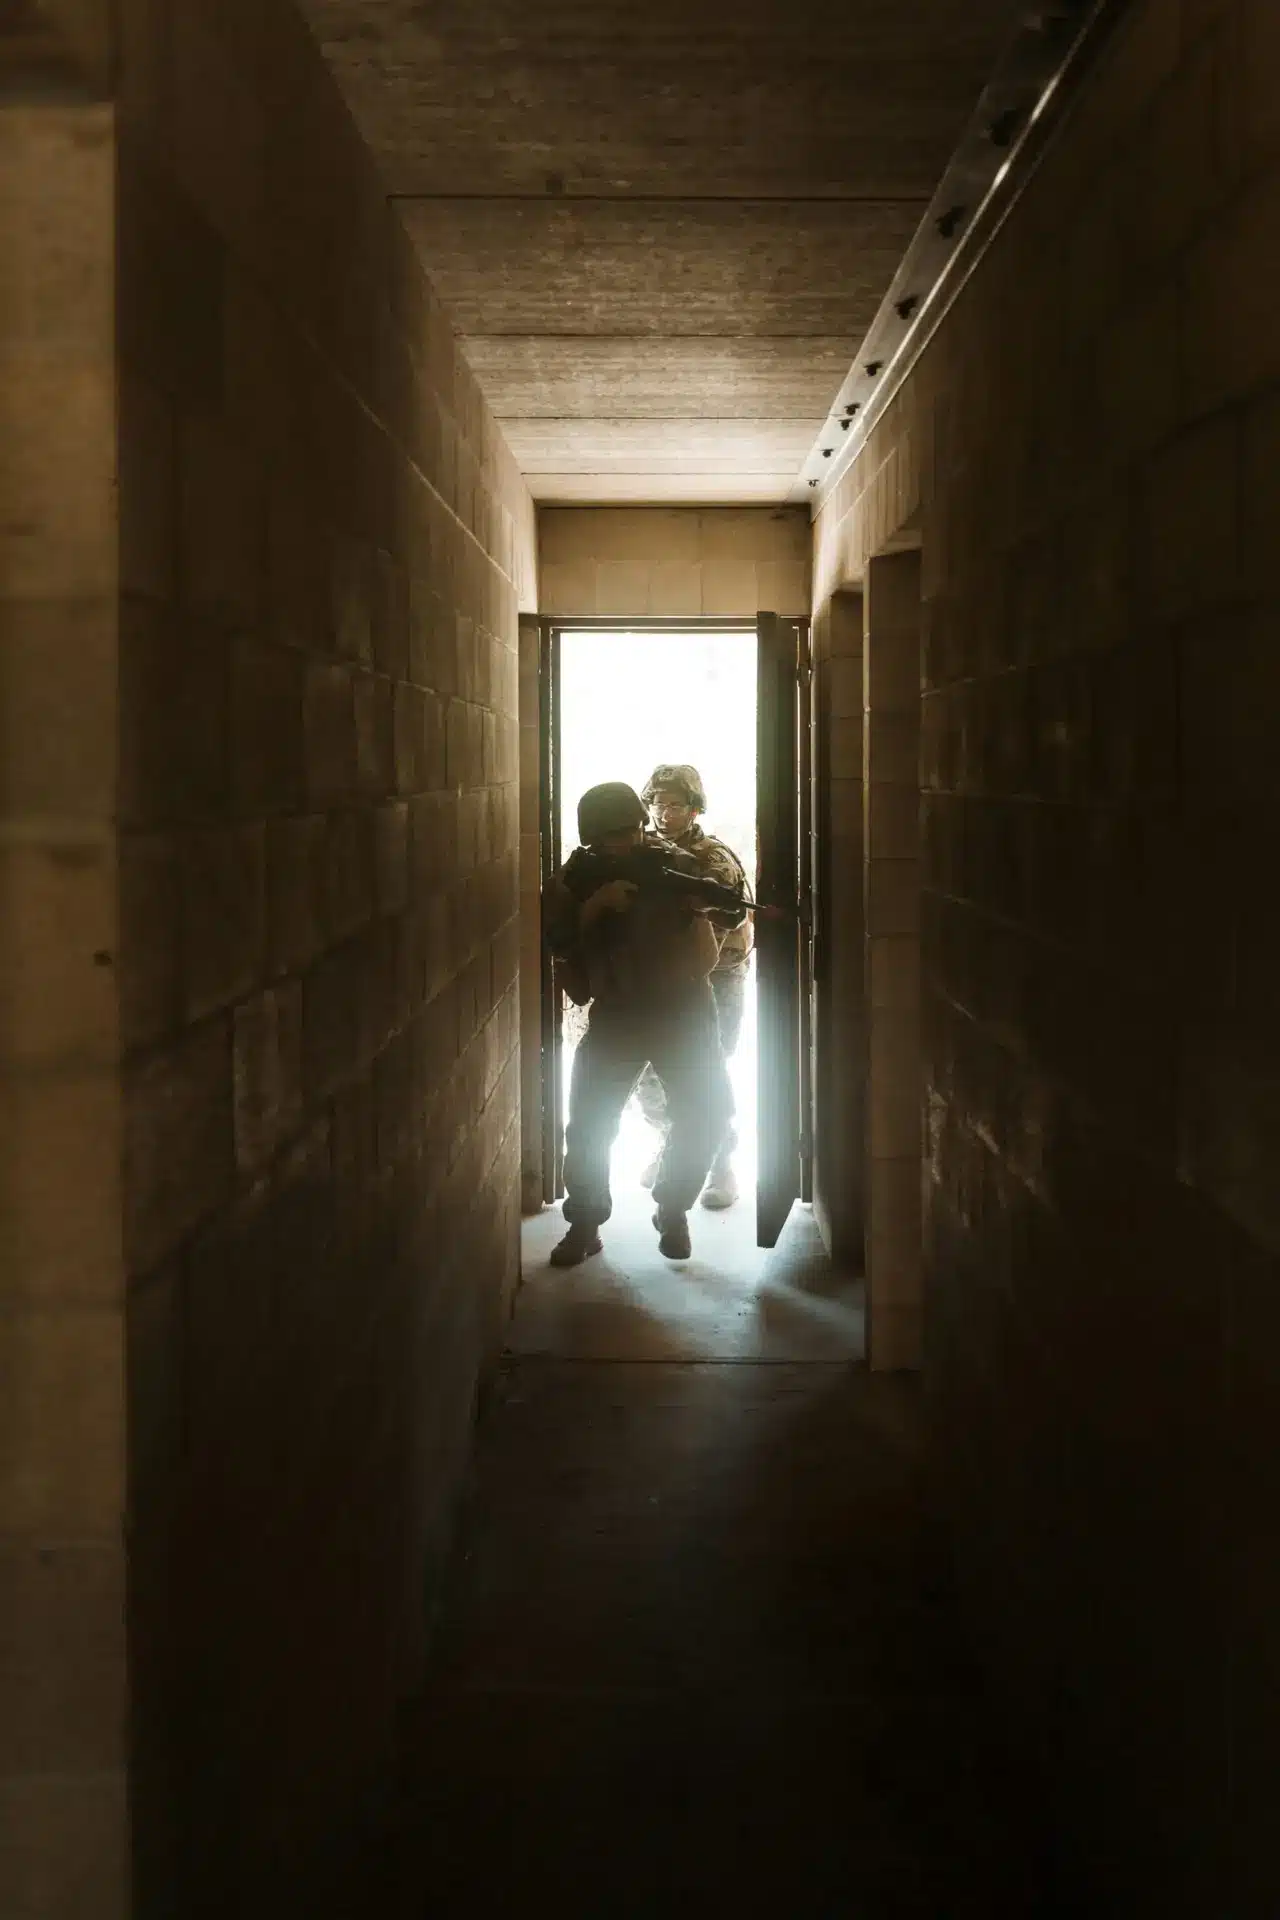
[370,1192,1052,1914]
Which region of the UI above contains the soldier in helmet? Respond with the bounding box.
[542,781,733,1267]
[637,764,752,1209]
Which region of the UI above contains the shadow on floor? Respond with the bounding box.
[361,1203,1059,1915]
[516,1189,865,1363]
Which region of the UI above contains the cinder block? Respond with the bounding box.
[1180,606,1278,802]
[179,409,263,628]
[233,982,303,1173]
[353,670,393,799]
[119,598,227,827]
[305,661,356,806]
[1183,162,1280,411]
[0,1072,122,1305]
[866,629,921,724]
[123,1017,233,1273]
[868,785,921,861]
[1139,412,1239,615]
[0,355,115,601]
[0,102,114,355]
[323,807,376,941]
[117,139,224,410]
[181,824,265,1019]
[825,655,862,720]
[0,1307,125,1533]
[409,581,454,695]
[117,832,182,1054]
[230,637,305,815]
[371,550,410,681]
[0,1540,126,1772]
[592,560,652,617]
[374,802,409,917]
[867,859,922,938]
[701,555,759,618]
[0,841,116,1069]
[266,484,328,654]
[1242,384,1280,596]
[302,944,359,1102]
[866,714,919,786]
[118,373,176,601]
[1095,287,1180,464]
[266,813,326,976]
[645,563,701,616]
[170,0,267,261]
[829,716,863,780]
[0,1774,128,1920]
[0,598,117,821]
[393,683,445,796]
[539,559,597,617]
[870,934,922,1011]
[1231,0,1280,172]
[331,533,374,664]
[756,558,810,615]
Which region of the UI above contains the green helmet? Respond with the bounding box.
[576,781,647,846]
[641,763,706,812]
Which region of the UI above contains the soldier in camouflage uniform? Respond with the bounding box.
[637,764,753,1210]
[543,782,734,1266]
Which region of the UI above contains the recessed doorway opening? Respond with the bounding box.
[558,625,758,1202]
[520,617,863,1359]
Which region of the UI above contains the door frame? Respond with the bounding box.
[532,615,806,1214]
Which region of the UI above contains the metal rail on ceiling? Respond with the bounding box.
[792,0,1137,515]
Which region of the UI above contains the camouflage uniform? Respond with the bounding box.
[635,820,752,1158]
[544,832,733,1231]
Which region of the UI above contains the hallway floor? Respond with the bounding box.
[373,1196,1048,1914]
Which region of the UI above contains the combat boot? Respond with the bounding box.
[550,1222,603,1267]
[652,1206,691,1260]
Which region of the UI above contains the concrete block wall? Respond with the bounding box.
[813,0,1280,1906]
[862,552,922,1371]
[517,614,543,1211]
[0,100,129,1920]
[810,589,865,1268]
[538,506,810,617]
[113,0,536,1909]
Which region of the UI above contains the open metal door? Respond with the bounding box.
[756,612,812,1247]
[537,621,564,1202]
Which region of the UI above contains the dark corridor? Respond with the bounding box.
[364,1246,1052,1915]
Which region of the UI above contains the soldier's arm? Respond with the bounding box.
[698,840,749,931]
[685,912,721,978]
[542,876,582,960]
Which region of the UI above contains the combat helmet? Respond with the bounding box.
[640,763,706,812]
[576,781,648,846]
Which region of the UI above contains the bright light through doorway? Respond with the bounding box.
[557,628,758,1194]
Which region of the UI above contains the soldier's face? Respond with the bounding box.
[650,790,696,838]
[598,827,643,854]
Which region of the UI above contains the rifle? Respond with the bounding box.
[562,843,748,918]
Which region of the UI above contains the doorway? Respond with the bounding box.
[518,614,861,1354]
[557,624,759,1201]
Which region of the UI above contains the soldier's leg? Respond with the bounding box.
[710,969,746,1148]
[704,967,748,1197]
[561,1014,646,1231]
[633,1061,669,1135]
[632,1059,669,1191]
[712,966,747,1061]
[647,1000,733,1219]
